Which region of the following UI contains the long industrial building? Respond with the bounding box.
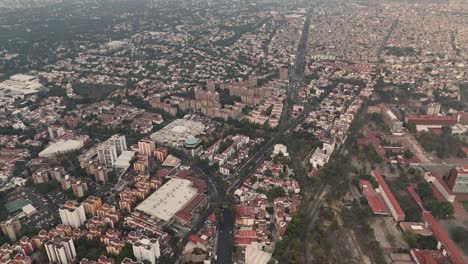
[371,170,406,221]
[135,178,199,222]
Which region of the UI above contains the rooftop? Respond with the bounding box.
[39,138,85,158]
[135,178,198,222]
[371,170,406,220]
[150,119,205,148]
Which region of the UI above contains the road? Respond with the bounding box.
[216,208,235,264]
[376,17,399,61]
[171,165,223,262]
[215,5,317,263]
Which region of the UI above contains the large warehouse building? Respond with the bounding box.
[135,178,199,222]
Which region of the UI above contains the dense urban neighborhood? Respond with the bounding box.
[1,0,468,263]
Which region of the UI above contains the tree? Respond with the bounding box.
[406,123,416,133]
[423,200,454,219]
[115,243,136,263]
[267,186,286,200]
[441,125,452,136]
[416,182,434,201]
[451,226,467,243]
[403,149,414,159]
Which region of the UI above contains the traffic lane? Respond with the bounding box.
[216,208,234,264]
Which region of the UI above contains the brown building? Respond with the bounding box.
[71,180,88,198]
[138,139,156,157]
[82,196,103,216]
[154,148,168,162]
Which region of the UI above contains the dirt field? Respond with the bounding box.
[370,217,408,250]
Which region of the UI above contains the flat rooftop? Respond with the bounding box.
[135,178,198,222]
[150,119,205,147]
[39,139,85,158]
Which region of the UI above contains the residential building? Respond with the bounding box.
[48,126,65,140]
[279,67,288,81]
[107,135,127,156]
[153,148,168,162]
[82,196,103,216]
[97,143,118,168]
[59,201,86,228]
[45,236,77,264]
[132,238,160,264]
[72,180,88,198]
[32,171,49,184]
[1,218,21,242]
[94,167,109,183]
[98,135,128,167]
[138,139,156,157]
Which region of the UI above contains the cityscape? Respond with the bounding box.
[0,0,468,264]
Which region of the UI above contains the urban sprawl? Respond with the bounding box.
[1,0,468,263]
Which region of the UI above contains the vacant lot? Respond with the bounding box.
[370,217,407,250]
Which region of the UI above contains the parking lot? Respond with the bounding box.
[8,187,59,230]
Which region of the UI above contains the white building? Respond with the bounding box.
[0,74,45,100]
[135,178,198,222]
[48,126,65,140]
[39,138,87,158]
[97,135,127,167]
[310,140,335,169]
[245,243,272,264]
[133,238,161,264]
[59,201,86,228]
[272,144,289,157]
[108,135,127,156]
[114,150,135,169]
[45,236,77,264]
[97,143,118,167]
[150,118,206,148]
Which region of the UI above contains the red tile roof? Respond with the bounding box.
[429,172,453,195]
[372,170,406,221]
[422,212,466,264]
[236,206,256,220]
[235,230,257,239]
[411,249,452,264]
[360,180,388,215]
[407,115,458,126]
[180,194,207,214]
[175,211,193,222]
[407,183,425,210]
[188,234,206,245]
